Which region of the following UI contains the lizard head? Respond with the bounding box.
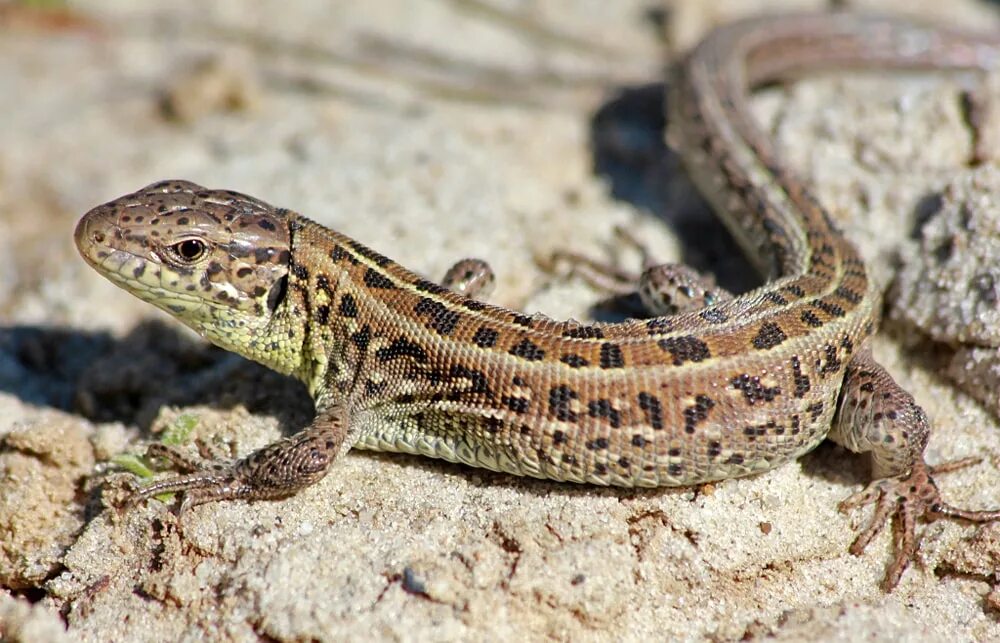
[75,180,299,368]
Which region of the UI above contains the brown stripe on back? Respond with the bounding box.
[304,221,868,372]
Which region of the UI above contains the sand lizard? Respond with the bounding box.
[75,13,1000,590]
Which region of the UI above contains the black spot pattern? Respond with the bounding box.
[363,268,396,289]
[350,325,371,353]
[560,354,589,368]
[834,285,862,304]
[463,300,487,311]
[511,314,534,328]
[338,293,358,318]
[472,327,498,348]
[637,392,664,430]
[599,343,625,369]
[563,325,604,339]
[790,355,810,398]
[414,279,450,295]
[811,299,845,318]
[290,263,309,280]
[783,284,805,298]
[414,297,460,335]
[658,336,710,365]
[588,399,621,428]
[763,291,788,306]
[375,338,428,363]
[549,385,579,422]
[448,364,491,396]
[502,396,530,413]
[731,374,781,405]
[751,321,787,350]
[646,318,674,335]
[820,343,842,375]
[330,245,357,264]
[682,394,715,434]
[509,338,545,361]
[800,310,823,327]
[348,239,392,267]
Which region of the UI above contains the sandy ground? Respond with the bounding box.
[2,0,1000,641]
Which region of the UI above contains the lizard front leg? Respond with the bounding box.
[123,258,494,512]
[124,401,350,513]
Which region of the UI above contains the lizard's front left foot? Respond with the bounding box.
[119,403,350,514]
[838,459,1000,591]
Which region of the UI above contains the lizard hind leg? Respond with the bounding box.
[123,402,350,514]
[831,348,1000,590]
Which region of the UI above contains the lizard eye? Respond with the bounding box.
[172,239,208,262]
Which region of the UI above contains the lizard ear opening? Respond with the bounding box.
[267,274,288,313]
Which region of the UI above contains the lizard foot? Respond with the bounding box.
[119,403,349,514]
[838,458,1000,590]
[119,442,252,514]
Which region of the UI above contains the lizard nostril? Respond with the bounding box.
[92,231,105,243]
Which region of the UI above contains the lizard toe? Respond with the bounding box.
[840,460,1000,591]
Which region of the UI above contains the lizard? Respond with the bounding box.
[75,12,1000,591]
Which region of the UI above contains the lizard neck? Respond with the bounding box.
[262,214,356,395]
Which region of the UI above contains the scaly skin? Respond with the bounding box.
[75,13,1000,590]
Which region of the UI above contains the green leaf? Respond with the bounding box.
[162,413,199,446]
[111,453,156,479]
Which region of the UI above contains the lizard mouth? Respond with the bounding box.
[74,201,130,270]
[74,204,194,308]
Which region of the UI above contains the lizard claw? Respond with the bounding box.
[839,459,1000,591]
[116,408,349,513]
